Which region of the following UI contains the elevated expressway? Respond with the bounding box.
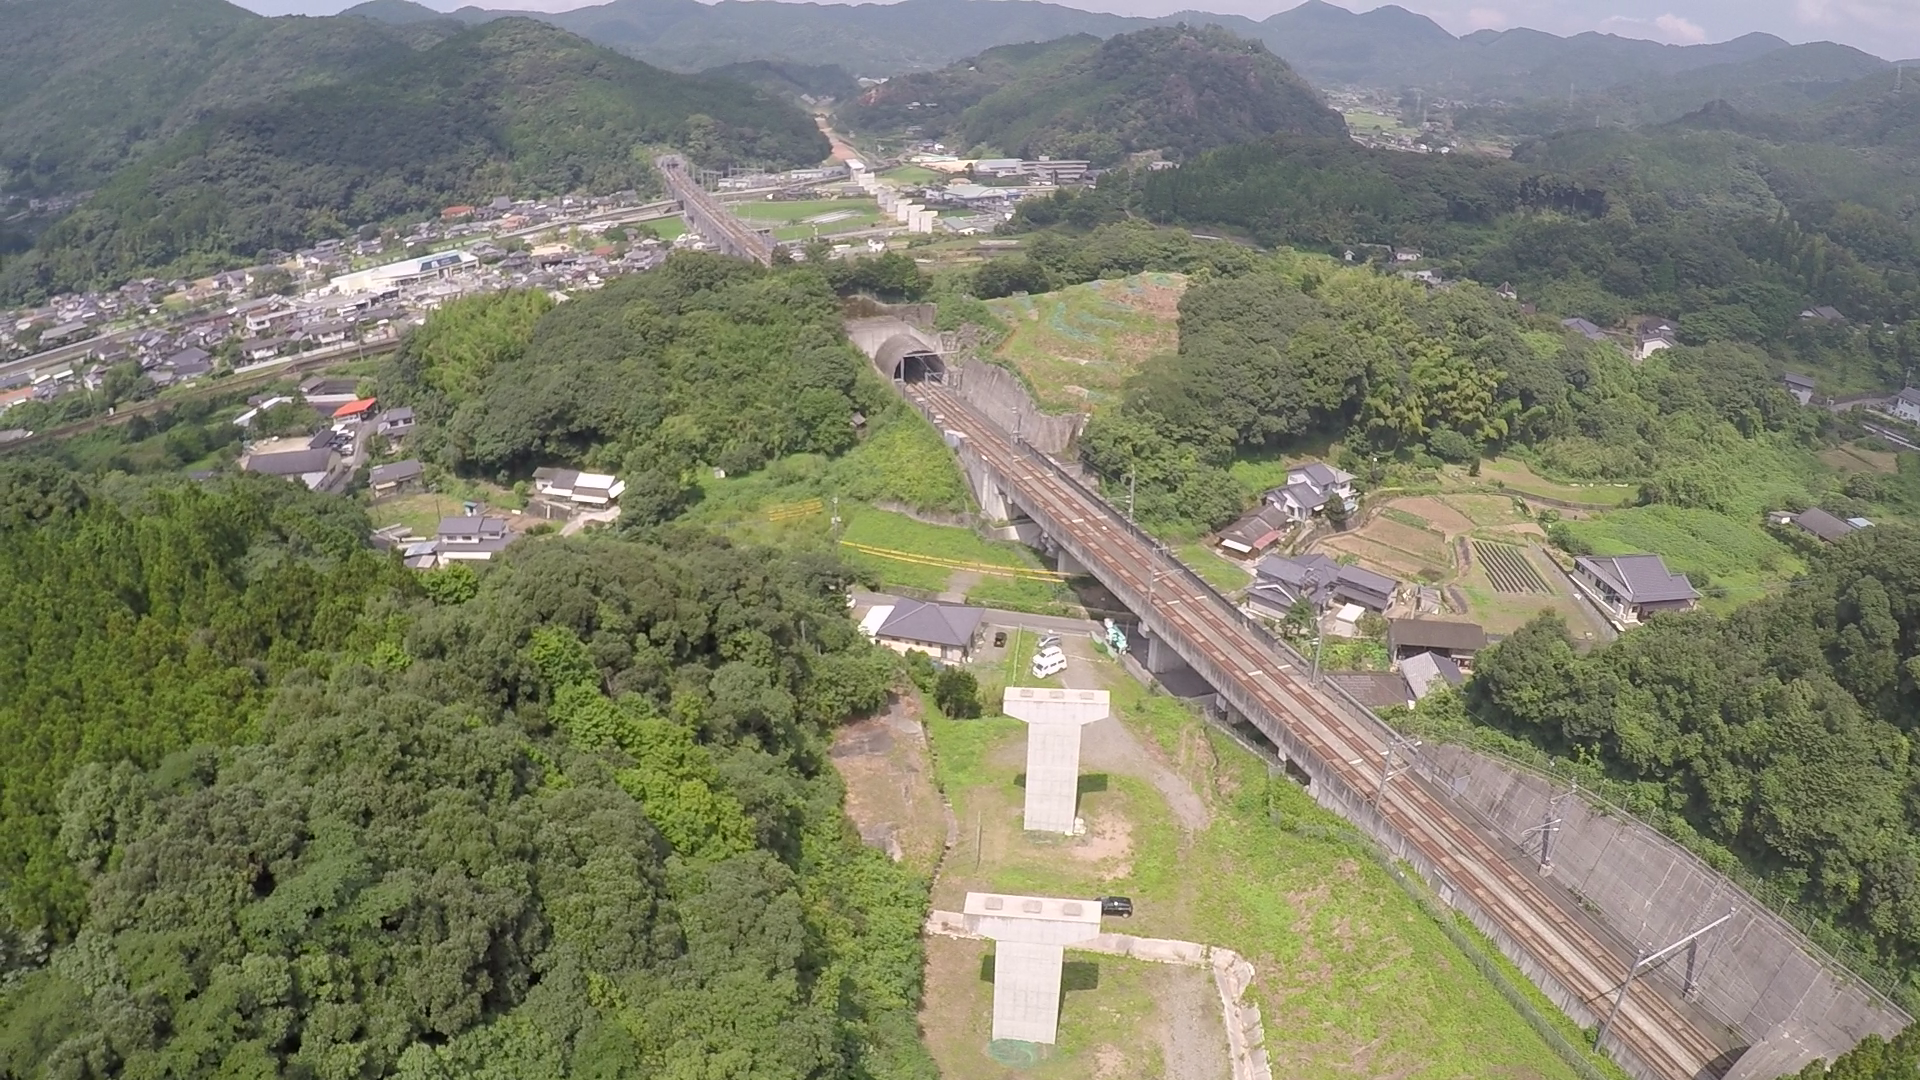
[654,154,775,265]
[904,378,1735,1080]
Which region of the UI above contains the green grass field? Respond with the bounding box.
[877,164,949,185]
[1564,505,1804,609]
[923,672,1622,1080]
[1463,458,1634,509]
[1343,109,1419,135]
[985,274,1186,412]
[1175,540,1254,592]
[727,197,888,241]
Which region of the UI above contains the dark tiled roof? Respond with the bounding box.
[1793,507,1858,543]
[245,448,332,476]
[1390,618,1488,653]
[1329,673,1411,708]
[876,599,984,649]
[1576,554,1698,604]
[369,460,423,486]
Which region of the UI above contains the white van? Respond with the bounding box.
[1030,646,1067,679]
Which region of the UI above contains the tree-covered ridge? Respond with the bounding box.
[0,466,413,940]
[1027,128,1920,385]
[843,26,1344,165]
[0,17,827,302]
[0,0,460,195]
[1069,255,1830,530]
[0,487,934,1078]
[1454,525,1920,994]
[389,256,891,527]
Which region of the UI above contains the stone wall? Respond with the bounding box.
[948,357,1082,455]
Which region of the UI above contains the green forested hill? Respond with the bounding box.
[699,59,861,103]
[0,17,827,302]
[0,0,461,195]
[843,26,1344,164]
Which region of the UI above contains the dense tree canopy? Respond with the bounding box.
[389,255,894,519]
[0,471,933,1079]
[1454,527,1920,997]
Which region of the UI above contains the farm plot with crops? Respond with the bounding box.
[1472,541,1552,594]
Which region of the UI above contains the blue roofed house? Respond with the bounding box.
[1571,554,1699,628]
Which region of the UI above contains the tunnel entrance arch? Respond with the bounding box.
[874,333,948,384]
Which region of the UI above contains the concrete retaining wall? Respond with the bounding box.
[1424,744,1908,1063]
[948,357,1082,455]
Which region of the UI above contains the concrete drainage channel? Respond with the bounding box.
[925,910,1273,1080]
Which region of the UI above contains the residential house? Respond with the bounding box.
[1393,248,1423,262]
[1799,305,1844,322]
[1790,507,1865,544]
[167,352,214,381]
[532,467,626,507]
[240,338,288,363]
[166,347,212,373]
[368,459,424,496]
[858,598,984,662]
[1247,553,1398,616]
[1329,672,1415,709]
[1634,319,1677,362]
[1781,372,1816,406]
[1892,387,1920,425]
[0,386,34,413]
[1216,503,1294,556]
[302,320,351,346]
[1387,618,1487,666]
[1402,651,1464,701]
[1561,317,1608,343]
[1264,462,1357,524]
[331,397,379,425]
[301,376,360,407]
[1571,554,1699,627]
[242,448,335,490]
[374,407,415,440]
[436,516,512,562]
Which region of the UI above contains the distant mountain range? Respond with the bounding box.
[0,11,825,301]
[841,26,1345,163]
[350,0,1896,109]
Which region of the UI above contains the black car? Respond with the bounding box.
[992,631,1007,648]
[1099,896,1133,918]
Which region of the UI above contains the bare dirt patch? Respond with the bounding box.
[1318,534,1442,579]
[829,694,949,873]
[1362,518,1453,560]
[1393,495,1479,535]
[1067,810,1134,878]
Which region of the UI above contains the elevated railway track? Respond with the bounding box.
[655,154,775,265]
[906,380,1732,1080]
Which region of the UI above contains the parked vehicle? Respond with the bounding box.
[992,631,1007,648]
[1100,896,1133,917]
[1030,646,1067,679]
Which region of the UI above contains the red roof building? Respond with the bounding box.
[441,205,476,221]
[332,397,379,419]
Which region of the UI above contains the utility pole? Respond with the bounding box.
[1127,468,1137,523]
[1595,910,1736,1050]
[1372,734,1419,806]
[1522,780,1576,872]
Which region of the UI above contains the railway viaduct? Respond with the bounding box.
[655,154,776,266]
[846,317,1909,1080]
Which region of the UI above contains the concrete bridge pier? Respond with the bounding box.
[1052,545,1086,577]
[1140,629,1193,677]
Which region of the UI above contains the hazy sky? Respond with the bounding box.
[235,0,1920,60]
